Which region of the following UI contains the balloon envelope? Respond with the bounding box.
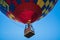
[0,0,57,24]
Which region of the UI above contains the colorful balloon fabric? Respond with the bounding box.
[0,0,57,24]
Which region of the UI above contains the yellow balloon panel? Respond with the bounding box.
[37,0,57,19]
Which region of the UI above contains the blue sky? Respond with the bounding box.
[0,0,60,40]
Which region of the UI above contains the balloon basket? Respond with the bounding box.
[24,24,35,38]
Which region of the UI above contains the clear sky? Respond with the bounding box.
[0,0,60,40]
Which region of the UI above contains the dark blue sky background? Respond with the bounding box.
[0,0,60,40]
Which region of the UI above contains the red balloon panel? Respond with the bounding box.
[12,3,42,23]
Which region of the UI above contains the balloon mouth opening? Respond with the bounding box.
[19,10,35,24]
[14,7,42,24]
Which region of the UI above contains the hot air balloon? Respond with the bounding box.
[0,0,57,38]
